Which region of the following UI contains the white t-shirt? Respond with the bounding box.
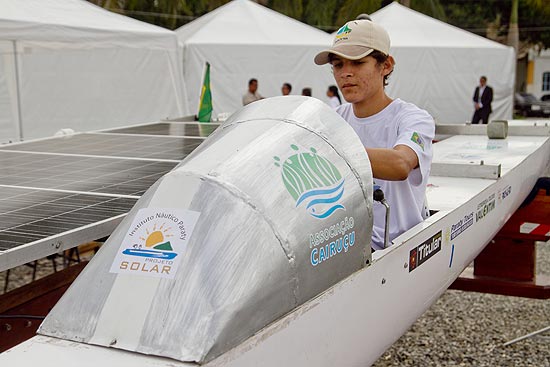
[328,96,341,109]
[242,91,263,106]
[336,99,435,250]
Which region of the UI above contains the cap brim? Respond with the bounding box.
[314,45,375,65]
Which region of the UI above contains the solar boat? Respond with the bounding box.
[1,97,548,366]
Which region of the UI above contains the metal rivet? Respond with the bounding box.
[381,278,386,285]
[404,262,408,268]
[3,323,12,331]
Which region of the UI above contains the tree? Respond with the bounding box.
[507,0,519,54]
[270,0,304,20]
[336,0,381,26]
[86,0,550,48]
[303,0,340,30]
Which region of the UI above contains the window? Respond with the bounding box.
[543,72,550,91]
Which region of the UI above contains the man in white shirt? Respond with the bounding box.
[242,78,264,106]
[314,19,435,250]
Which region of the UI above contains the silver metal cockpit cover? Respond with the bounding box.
[39,96,373,363]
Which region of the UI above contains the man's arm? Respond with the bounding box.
[486,87,493,104]
[366,145,419,181]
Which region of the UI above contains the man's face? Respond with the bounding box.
[330,55,388,105]
[282,85,290,95]
[480,78,487,87]
[249,81,258,93]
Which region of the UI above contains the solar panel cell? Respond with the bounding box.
[106,122,220,137]
[0,133,203,160]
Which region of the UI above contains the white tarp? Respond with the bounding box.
[371,2,515,123]
[175,0,334,118]
[0,0,188,142]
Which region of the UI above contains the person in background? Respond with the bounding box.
[243,78,264,105]
[314,19,434,251]
[301,87,312,97]
[326,85,342,109]
[282,83,292,96]
[471,76,493,124]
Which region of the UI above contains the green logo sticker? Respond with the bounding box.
[335,24,352,40]
[274,145,345,219]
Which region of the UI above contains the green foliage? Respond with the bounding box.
[336,0,381,26]
[270,0,303,20]
[437,0,549,48]
[303,0,340,29]
[410,0,446,21]
[87,0,550,48]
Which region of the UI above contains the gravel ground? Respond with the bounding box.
[373,241,550,367]
[1,243,548,366]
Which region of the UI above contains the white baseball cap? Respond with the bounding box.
[314,20,391,65]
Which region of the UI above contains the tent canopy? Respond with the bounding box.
[176,0,335,118]
[370,2,515,123]
[0,0,188,142]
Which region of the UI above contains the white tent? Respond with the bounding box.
[175,0,334,117]
[371,2,515,123]
[0,0,188,143]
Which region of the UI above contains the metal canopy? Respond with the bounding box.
[0,122,214,272]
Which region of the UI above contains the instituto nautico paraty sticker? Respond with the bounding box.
[110,208,201,279]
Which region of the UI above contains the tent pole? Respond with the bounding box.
[12,40,23,141]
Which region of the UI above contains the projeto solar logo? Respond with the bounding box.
[111,208,200,279]
[274,144,345,219]
[122,222,178,260]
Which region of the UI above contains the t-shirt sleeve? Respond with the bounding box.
[393,109,435,186]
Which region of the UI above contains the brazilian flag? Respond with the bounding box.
[197,62,212,123]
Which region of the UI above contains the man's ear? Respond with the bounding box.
[383,56,395,77]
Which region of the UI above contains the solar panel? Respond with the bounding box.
[105,122,220,137]
[0,151,177,196]
[0,187,137,271]
[0,121,216,272]
[0,133,204,161]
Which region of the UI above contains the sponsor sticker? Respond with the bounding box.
[475,193,496,222]
[498,185,512,203]
[450,212,474,240]
[110,208,200,279]
[409,231,442,272]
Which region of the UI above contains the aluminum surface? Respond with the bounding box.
[39,96,374,363]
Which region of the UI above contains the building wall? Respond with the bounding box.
[527,49,550,99]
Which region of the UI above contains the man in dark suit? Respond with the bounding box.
[472,76,493,124]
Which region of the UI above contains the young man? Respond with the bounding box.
[471,76,493,124]
[242,78,264,106]
[314,19,435,251]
